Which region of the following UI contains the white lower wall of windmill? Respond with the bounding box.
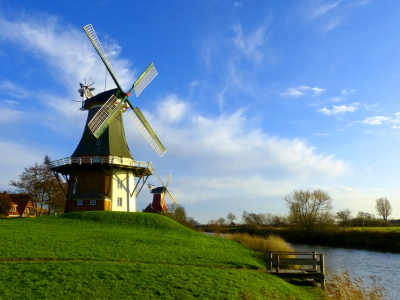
[111,171,136,212]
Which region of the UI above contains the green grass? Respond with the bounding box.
[0,212,324,299]
[344,227,400,232]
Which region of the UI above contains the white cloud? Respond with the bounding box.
[0,16,135,95]
[318,104,358,115]
[324,16,344,32]
[311,2,339,18]
[0,80,29,99]
[280,85,325,98]
[134,97,348,181]
[362,116,391,125]
[341,89,355,95]
[232,23,268,63]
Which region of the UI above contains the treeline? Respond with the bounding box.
[205,189,398,252]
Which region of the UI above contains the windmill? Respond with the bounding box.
[50,24,164,213]
[143,173,177,213]
[83,24,166,157]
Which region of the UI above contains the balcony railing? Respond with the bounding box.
[50,156,154,172]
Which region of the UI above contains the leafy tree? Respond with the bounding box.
[227,213,237,224]
[9,155,66,215]
[375,197,392,222]
[284,189,333,233]
[0,192,12,216]
[336,209,352,228]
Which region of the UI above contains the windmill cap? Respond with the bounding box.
[150,187,166,194]
[84,88,119,110]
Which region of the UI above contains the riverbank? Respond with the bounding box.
[0,212,323,299]
[204,226,400,253]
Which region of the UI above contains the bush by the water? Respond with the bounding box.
[326,271,388,300]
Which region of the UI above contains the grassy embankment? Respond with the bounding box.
[0,212,324,299]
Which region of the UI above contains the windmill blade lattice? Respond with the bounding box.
[128,108,166,157]
[88,94,126,138]
[83,24,121,90]
[133,63,158,97]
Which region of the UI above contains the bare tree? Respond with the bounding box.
[336,209,352,228]
[227,213,237,224]
[9,155,66,215]
[284,189,333,232]
[375,197,392,222]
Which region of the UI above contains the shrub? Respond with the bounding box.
[227,233,296,267]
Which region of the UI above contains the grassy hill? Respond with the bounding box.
[0,212,324,299]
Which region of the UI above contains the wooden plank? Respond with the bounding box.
[278,258,318,265]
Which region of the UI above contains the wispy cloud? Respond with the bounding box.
[280,85,325,98]
[318,104,358,115]
[362,116,391,125]
[231,23,268,63]
[311,2,339,18]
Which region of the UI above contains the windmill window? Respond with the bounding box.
[96,138,102,145]
[117,179,123,189]
[77,200,83,206]
[73,183,77,194]
[90,200,97,206]
[117,197,123,207]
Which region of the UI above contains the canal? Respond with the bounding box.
[290,243,400,299]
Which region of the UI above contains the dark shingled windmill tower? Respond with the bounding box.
[51,24,166,213]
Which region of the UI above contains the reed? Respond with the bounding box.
[326,271,389,300]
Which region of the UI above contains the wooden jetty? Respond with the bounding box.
[266,251,325,289]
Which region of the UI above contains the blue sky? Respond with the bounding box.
[1,0,400,223]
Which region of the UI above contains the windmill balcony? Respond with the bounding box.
[50,156,154,175]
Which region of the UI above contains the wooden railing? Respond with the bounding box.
[50,156,154,172]
[266,251,325,289]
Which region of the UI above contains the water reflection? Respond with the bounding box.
[290,243,400,299]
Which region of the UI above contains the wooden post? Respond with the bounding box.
[320,254,325,289]
[276,254,280,273]
[312,251,317,271]
[266,252,273,270]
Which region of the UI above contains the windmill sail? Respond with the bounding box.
[155,172,177,204]
[83,24,122,91]
[88,95,126,138]
[83,24,167,156]
[128,108,166,157]
[133,63,158,97]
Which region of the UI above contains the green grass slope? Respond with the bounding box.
[0,212,323,299]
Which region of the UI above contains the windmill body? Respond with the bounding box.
[50,24,165,213]
[51,88,153,213]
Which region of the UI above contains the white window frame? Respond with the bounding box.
[90,200,97,206]
[77,200,83,205]
[117,197,123,207]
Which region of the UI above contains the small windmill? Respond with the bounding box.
[144,173,177,213]
[83,24,166,157]
[78,79,95,109]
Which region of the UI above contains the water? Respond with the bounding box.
[290,243,400,299]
